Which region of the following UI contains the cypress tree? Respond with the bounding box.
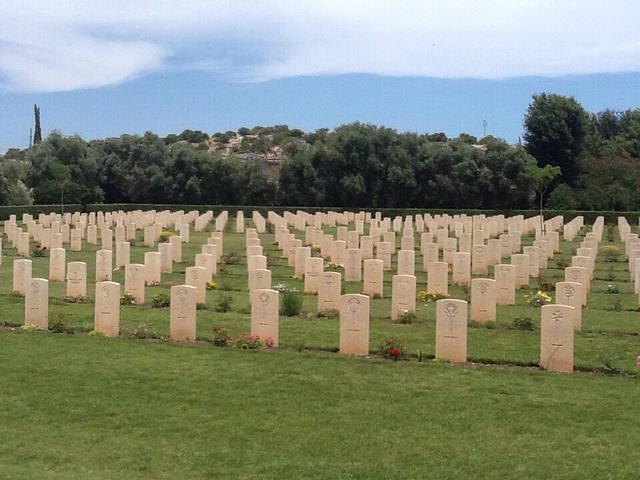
[33,104,42,145]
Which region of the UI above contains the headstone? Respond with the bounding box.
[443,237,457,265]
[185,266,207,304]
[511,254,530,288]
[49,247,66,281]
[101,228,113,251]
[363,259,384,298]
[115,225,125,243]
[201,245,218,274]
[427,261,448,295]
[435,299,468,363]
[24,278,48,329]
[66,262,86,298]
[397,249,415,276]
[247,255,267,271]
[195,253,215,281]
[555,281,583,331]
[95,249,113,282]
[124,264,145,304]
[494,264,516,305]
[317,272,341,312]
[471,244,487,275]
[540,304,574,373]
[94,281,120,336]
[470,278,497,322]
[159,243,173,273]
[360,236,374,260]
[294,246,311,279]
[115,241,131,269]
[142,225,153,247]
[522,246,541,277]
[170,235,182,263]
[400,236,414,251]
[422,242,439,272]
[17,232,29,257]
[452,252,471,286]
[344,248,362,282]
[70,229,82,251]
[249,269,272,292]
[565,266,589,306]
[87,225,97,244]
[304,257,323,294]
[13,259,32,294]
[144,252,162,284]
[391,274,416,321]
[376,241,393,269]
[170,285,197,342]
[251,289,279,346]
[339,294,370,356]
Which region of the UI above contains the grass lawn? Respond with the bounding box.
[1,331,639,479]
[1,214,640,478]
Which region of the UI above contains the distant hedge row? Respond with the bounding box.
[0,203,637,224]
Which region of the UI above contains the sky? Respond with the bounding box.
[1,0,640,152]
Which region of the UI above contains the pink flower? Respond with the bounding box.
[636,356,640,368]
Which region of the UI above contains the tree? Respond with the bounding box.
[33,104,42,145]
[523,93,588,185]
[524,164,561,233]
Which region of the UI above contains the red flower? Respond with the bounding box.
[387,347,401,357]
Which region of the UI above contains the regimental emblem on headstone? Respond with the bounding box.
[347,297,360,314]
[444,302,458,318]
[562,285,575,298]
[259,292,270,306]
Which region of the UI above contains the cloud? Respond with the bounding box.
[1,0,639,92]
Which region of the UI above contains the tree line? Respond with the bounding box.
[1,94,639,210]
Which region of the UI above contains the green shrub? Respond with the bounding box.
[120,293,136,305]
[316,309,339,319]
[599,360,624,376]
[32,246,47,257]
[211,325,231,347]
[221,252,240,265]
[48,318,74,334]
[395,310,417,324]
[151,293,170,308]
[215,294,233,313]
[601,245,620,263]
[510,317,535,331]
[280,289,303,316]
[128,324,163,340]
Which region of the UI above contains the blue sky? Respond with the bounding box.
[1,0,639,152]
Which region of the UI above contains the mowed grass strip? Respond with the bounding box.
[0,331,639,479]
